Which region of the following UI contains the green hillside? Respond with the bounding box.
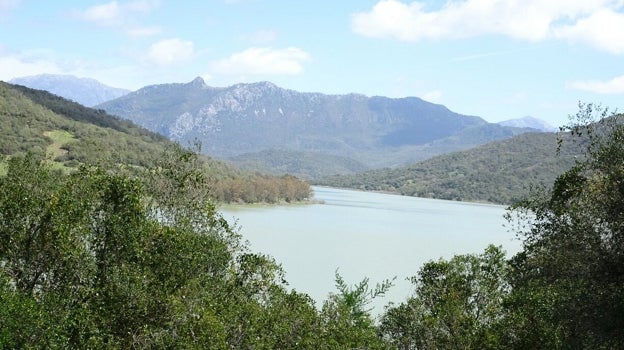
[1,81,168,168]
[317,131,582,204]
[0,81,310,203]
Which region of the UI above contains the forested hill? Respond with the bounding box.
[0,81,310,203]
[316,131,582,204]
[1,81,168,167]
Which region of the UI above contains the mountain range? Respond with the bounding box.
[6,75,567,186]
[96,77,539,177]
[10,74,130,107]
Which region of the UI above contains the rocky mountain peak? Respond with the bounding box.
[189,76,207,88]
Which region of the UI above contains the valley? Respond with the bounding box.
[6,74,575,205]
[3,1,623,347]
[2,74,622,349]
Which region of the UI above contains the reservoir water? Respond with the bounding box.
[220,186,521,314]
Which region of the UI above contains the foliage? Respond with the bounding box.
[380,245,509,349]
[0,152,319,348]
[504,103,624,348]
[0,151,391,348]
[319,272,394,349]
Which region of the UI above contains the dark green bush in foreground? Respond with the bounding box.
[0,149,388,349]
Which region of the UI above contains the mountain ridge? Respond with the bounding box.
[98,77,531,174]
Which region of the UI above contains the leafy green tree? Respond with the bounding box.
[0,151,235,348]
[380,245,509,350]
[0,150,341,349]
[319,271,393,349]
[504,103,624,349]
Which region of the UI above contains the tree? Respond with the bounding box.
[380,245,509,350]
[319,271,393,349]
[504,103,624,348]
[0,149,341,348]
[0,150,238,348]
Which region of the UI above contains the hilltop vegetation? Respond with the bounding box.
[317,130,582,204]
[0,81,310,204]
[1,81,167,167]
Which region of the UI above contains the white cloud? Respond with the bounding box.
[554,9,624,54]
[0,48,181,90]
[211,47,310,75]
[569,75,624,94]
[147,38,195,66]
[77,1,122,26]
[352,0,624,53]
[73,0,161,36]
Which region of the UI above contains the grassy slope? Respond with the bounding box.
[1,81,169,170]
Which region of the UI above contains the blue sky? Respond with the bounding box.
[1,0,623,127]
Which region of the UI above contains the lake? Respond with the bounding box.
[220,186,522,314]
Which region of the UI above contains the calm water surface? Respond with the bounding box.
[220,186,521,313]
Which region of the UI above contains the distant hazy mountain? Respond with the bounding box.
[10,74,130,107]
[498,116,557,132]
[98,77,531,174]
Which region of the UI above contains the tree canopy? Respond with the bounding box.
[503,103,624,348]
[0,149,390,349]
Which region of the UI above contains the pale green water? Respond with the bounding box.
[220,186,521,314]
